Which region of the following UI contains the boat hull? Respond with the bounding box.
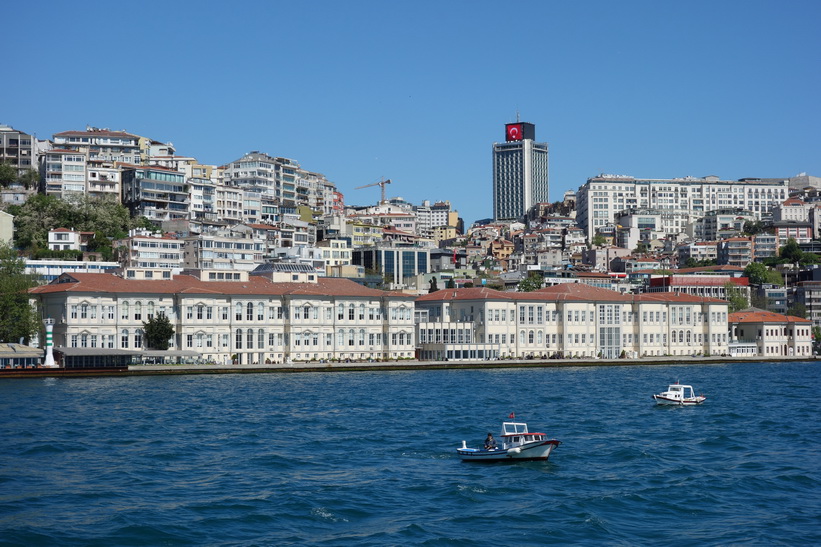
[457,440,560,462]
[653,394,706,406]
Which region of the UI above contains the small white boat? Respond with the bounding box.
[653,382,706,406]
[457,420,560,462]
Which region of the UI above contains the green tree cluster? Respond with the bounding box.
[0,162,39,189]
[8,194,137,255]
[724,282,749,313]
[517,273,543,292]
[0,244,41,344]
[743,262,784,286]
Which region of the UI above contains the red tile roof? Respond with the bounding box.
[730,309,811,324]
[30,273,412,299]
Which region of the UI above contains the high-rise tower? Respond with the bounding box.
[492,121,549,221]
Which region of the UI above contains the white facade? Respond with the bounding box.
[31,272,417,365]
[415,285,730,361]
[577,174,790,239]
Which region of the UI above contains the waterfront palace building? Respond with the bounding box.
[31,266,417,365]
[576,174,791,239]
[415,284,732,360]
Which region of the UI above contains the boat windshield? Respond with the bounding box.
[503,422,528,435]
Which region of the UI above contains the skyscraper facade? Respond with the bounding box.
[492,121,549,221]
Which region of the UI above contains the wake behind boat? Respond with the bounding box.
[457,419,560,462]
[653,382,706,406]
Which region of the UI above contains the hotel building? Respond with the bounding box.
[492,121,549,221]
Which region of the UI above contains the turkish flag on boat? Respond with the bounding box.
[508,412,515,419]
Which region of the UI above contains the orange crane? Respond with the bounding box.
[355,178,391,204]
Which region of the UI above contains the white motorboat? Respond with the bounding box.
[653,382,706,406]
[457,420,560,462]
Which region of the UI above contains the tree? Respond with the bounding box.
[517,273,543,292]
[780,238,803,263]
[591,234,607,247]
[786,303,807,319]
[0,244,41,343]
[428,277,439,293]
[0,163,17,187]
[445,278,455,289]
[143,312,174,350]
[18,168,40,190]
[743,262,769,285]
[724,282,748,313]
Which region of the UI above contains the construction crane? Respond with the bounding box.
[355,178,392,204]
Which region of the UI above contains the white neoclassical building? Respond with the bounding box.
[30,265,417,365]
[415,284,730,361]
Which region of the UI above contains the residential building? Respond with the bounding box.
[647,274,751,301]
[698,209,755,241]
[43,149,87,197]
[772,198,810,222]
[352,246,431,286]
[121,164,189,224]
[414,284,729,361]
[48,228,94,252]
[114,230,185,278]
[753,234,778,260]
[30,269,417,365]
[492,121,549,220]
[24,259,119,283]
[576,174,790,239]
[773,221,812,247]
[183,231,263,271]
[795,281,821,328]
[0,124,35,177]
[52,127,141,166]
[717,237,754,267]
[0,210,13,244]
[676,241,718,264]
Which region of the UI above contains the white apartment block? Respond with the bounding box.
[114,231,185,276]
[44,149,87,197]
[183,231,264,271]
[415,284,730,360]
[221,152,337,213]
[53,127,141,166]
[576,174,791,239]
[31,269,418,365]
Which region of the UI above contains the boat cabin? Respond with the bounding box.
[500,422,546,447]
[666,384,696,400]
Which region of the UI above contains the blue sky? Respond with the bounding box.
[5,1,820,225]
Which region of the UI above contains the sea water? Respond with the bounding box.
[0,361,819,545]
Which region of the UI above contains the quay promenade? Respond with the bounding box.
[1,355,815,378]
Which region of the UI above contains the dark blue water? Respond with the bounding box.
[1,362,819,545]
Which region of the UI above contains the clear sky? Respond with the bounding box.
[5,1,820,226]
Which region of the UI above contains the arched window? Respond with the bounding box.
[679,331,684,343]
[147,301,155,320]
[134,301,142,320]
[519,330,525,345]
[537,331,544,345]
[359,329,365,345]
[121,301,129,320]
[246,328,254,349]
[235,302,243,321]
[257,303,264,321]
[348,304,355,321]
[359,304,365,320]
[338,304,345,320]
[246,303,254,321]
[528,330,535,344]
[121,329,129,348]
[235,329,243,349]
[686,331,691,344]
[304,305,311,320]
[348,329,355,346]
[134,329,143,348]
[258,329,265,348]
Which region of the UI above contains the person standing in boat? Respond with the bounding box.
[484,433,497,450]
